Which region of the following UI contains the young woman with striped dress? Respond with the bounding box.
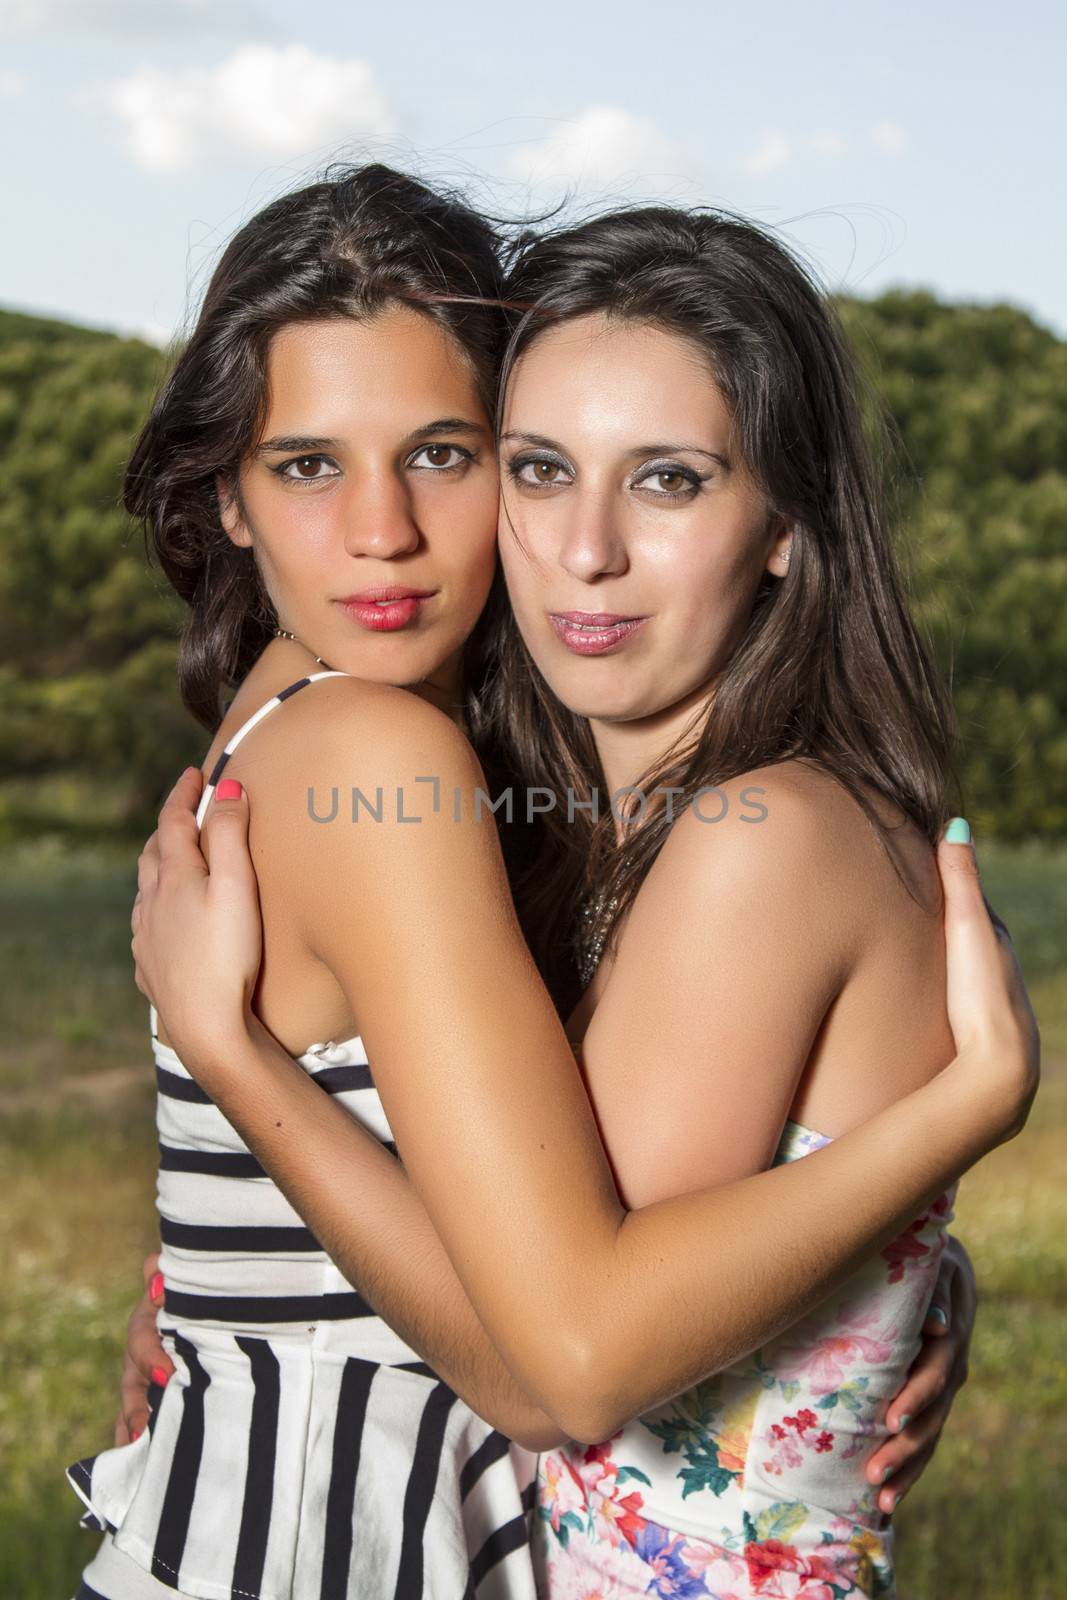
[116,193,1036,1598]
[69,162,549,1600]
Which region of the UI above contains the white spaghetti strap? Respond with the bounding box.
[194,670,350,827]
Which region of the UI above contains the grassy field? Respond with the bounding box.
[0,836,1064,1598]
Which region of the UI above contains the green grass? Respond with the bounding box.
[0,837,1064,1598]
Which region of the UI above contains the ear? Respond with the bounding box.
[765,516,794,579]
[217,475,252,549]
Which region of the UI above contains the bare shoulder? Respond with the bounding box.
[656,758,936,945]
[231,674,482,795]
[662,758,871,880]
[211,676,491,907]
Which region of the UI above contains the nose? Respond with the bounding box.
[341,470,422,560]
[556,488,629,583]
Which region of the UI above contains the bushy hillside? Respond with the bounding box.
[1,294,1063,835]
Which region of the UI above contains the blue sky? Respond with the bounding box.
[2,0,1063,343]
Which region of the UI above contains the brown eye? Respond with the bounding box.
[409,444,470,471]
[277,454,338,482]
[636,464,701,497]
[509,453,572,488]
[516,459,563,484]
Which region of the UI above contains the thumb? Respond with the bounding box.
[200,777,254,884]
[937,817,999,1057]
[937,816,981,905]
[921,1250,955,1337]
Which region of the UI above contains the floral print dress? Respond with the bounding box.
[534,1121,955,1600]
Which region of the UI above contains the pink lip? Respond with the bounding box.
[337,589,436,633]
[548,611,648,656]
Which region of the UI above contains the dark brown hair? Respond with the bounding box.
[124,162,510,730]
[474,205,960,989]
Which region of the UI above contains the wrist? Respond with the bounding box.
[935,1041,1030,1160]
[160,1001,255,1089]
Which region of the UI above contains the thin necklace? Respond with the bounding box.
[275,628,468,728]
[274,628,335,672]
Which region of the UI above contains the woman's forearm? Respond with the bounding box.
[195,1017,579,1421]
[205,1015,993,1443]
[222,1062,565,1449]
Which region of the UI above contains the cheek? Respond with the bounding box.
[242,480,336,560]
[648,520,750,603]
[497,528,544,624]
[422,499,498,625]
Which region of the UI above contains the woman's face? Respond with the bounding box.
[222,307,498,695]
[497,313,790,726]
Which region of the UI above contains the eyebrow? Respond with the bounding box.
[499,430,731,469]
[255,419,488,456]
[255,435,343,455]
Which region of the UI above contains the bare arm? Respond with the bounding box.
[132,685,1035,1442]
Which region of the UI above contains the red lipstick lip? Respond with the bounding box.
[336,590,435,634]
[340,587,436,603]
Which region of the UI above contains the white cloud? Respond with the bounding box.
[811,130,845,156]
[99,44,394,174]
[741,130,790,177]
[873,120,907,154]
[509,107,686,192]
[1,0,267,37]
[0,70,25,95]
[131,319,175,349]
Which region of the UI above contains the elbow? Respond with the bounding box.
[508,1415,572,1453]
[530,1332,634,1447]
[547,1391,630,1449]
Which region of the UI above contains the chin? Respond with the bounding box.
[360,630,459,674]
[561,691,651,725]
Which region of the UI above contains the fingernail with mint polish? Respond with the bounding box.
[928,1304,949,1328]
[944,817,970,844]
[895,1414,911,1433]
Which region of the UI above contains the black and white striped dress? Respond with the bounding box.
[68,673,539,1600]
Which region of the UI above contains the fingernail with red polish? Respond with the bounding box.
[148,1272,164,1302]
[130,1428,142,1442]
[151,1366,170,1387]
[216,779,243,801]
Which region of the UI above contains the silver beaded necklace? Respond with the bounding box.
[574,886,621,988]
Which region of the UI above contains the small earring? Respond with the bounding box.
[780,545,792,569]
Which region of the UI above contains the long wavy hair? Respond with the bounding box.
[124,162,512,732]
[473,206,961,992]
